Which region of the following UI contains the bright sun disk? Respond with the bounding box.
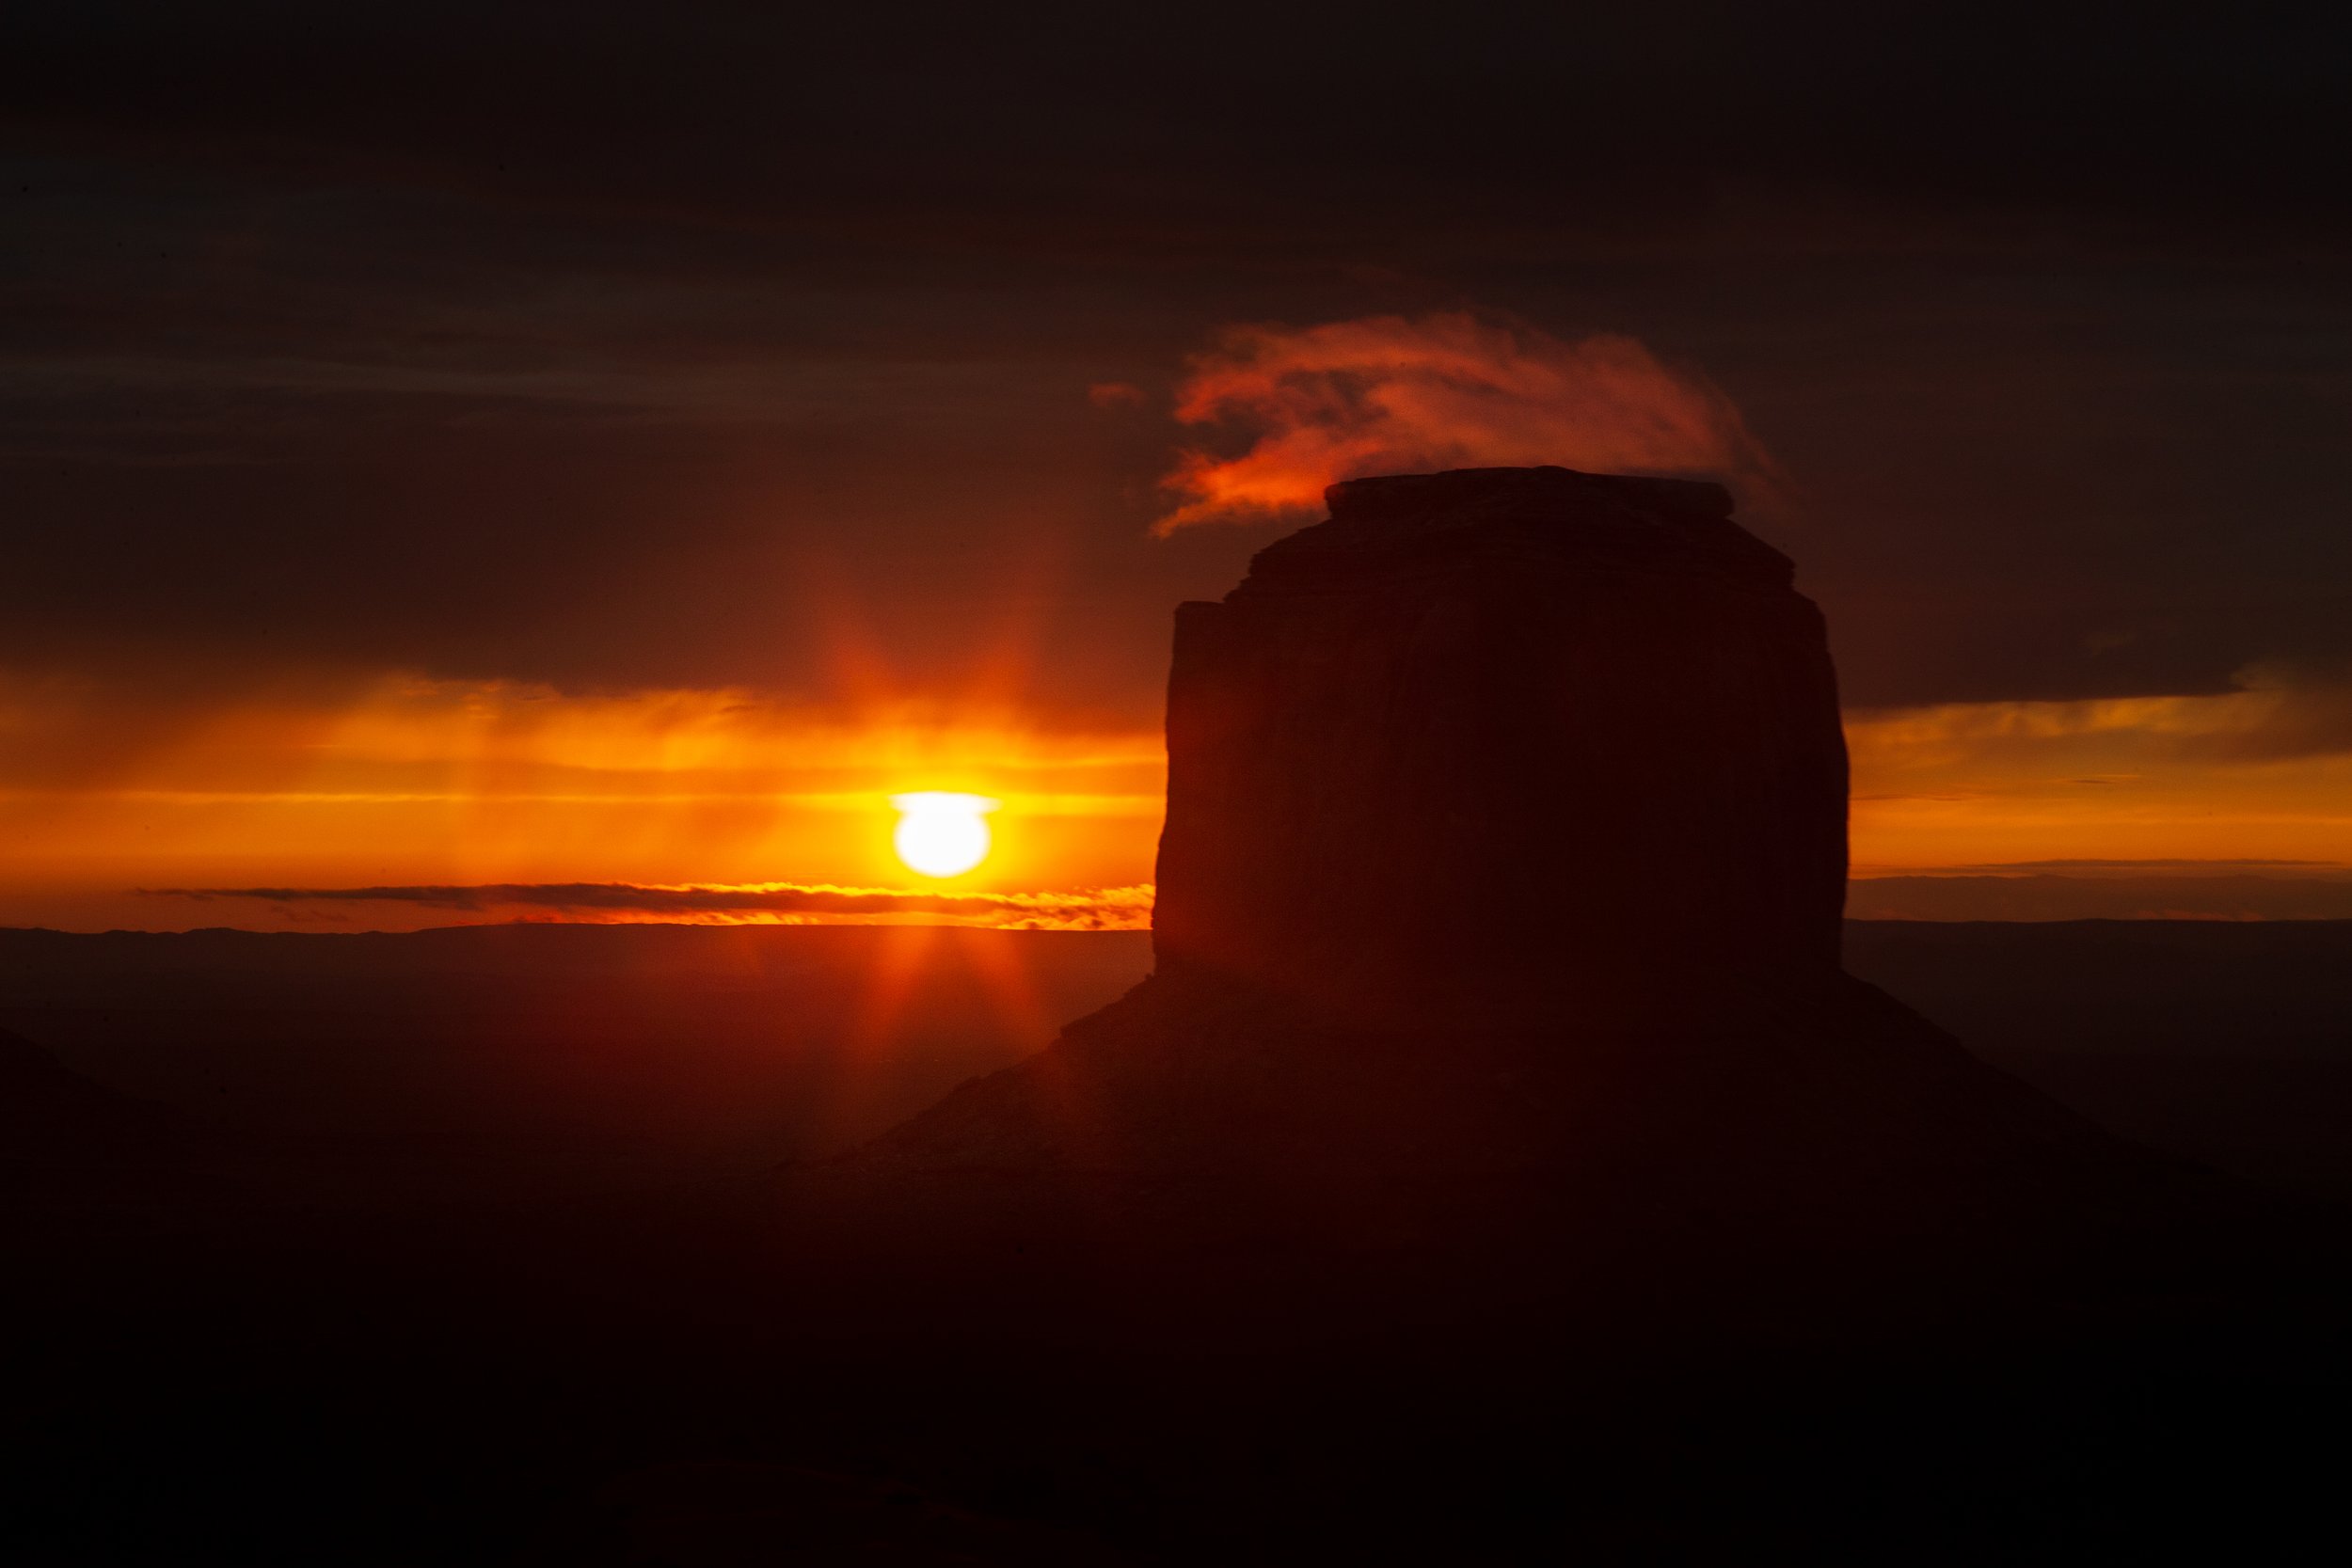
[889,791,999,878]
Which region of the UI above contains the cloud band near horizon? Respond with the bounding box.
[144,880,1156,931]
[138,863,2352,932]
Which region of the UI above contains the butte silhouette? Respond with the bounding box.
[788,467,2226,1340]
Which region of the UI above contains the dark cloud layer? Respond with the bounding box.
[6,4,2351,717]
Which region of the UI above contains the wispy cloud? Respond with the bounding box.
[1155,311,1775,532]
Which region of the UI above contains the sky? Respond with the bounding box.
[5,4,2350,929]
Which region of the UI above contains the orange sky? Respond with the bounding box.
[5,668,2346,930]
[1846,688,2352,874]
[0,672,1156,928]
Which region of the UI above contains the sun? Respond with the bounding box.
[889,792,1000,878]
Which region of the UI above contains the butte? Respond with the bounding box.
[782,467,2240,1342]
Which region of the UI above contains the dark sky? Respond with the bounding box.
[8,2,2350,724]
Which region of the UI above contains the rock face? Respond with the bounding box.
[1152,467,1847,1023]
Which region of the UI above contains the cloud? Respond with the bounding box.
[1846,675,2352,777]
[0,668,1166,811]
[152,865,2352,931]
[2172,663,2352,763]
[1153,312,1776,532]
[142,880,1157,931]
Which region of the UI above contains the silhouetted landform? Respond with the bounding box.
[789,469,2259,1334]
[8,475,2350,1560]
[7,920,2351,1561]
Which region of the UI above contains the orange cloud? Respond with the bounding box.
[1154,311,1776,532]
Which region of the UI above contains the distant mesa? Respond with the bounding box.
[786,467,2228,1332]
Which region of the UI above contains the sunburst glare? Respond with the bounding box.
[889,791,1000,878]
